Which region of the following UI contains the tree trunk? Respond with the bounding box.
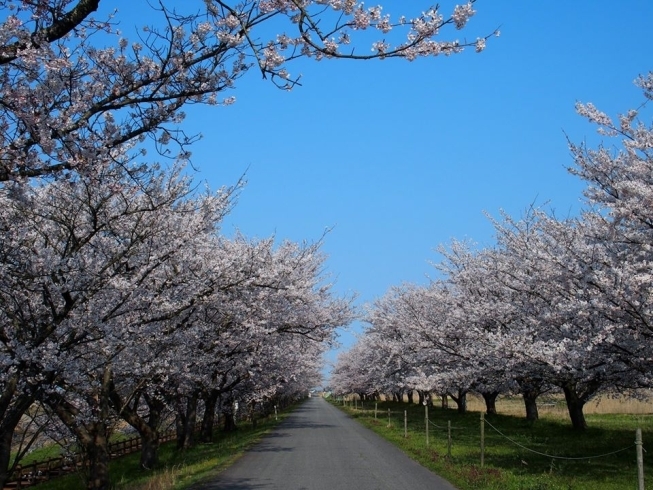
[458,392,467,414]
[199,390,219,443]
[85,424,110,490]
[222,411,237,432]
[139,431,159,470]
[0,388,34,489]
[0,424,13,490]
[0,415,24,488]
[449,390,467,414]
[84,368,113,490]
[141,395,164,470]
[441,394,449,409]
[417,391,425,406]
[562,383,587,430]
[176,394,198,450]
[515,376,546,422]
[46,367,113,490]
[249,403,257,429]
[109,385,163,470]
[522,391,539,422]
[482,391,499,415]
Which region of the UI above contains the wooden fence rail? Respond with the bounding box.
[3,424,199,489]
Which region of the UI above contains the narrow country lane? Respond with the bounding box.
[193,397,457,490]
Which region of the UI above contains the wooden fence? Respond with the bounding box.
[3,426,185,489]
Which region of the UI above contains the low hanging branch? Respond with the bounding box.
[0,0,497,181]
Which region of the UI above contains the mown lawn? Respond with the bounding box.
[334,399,652,490]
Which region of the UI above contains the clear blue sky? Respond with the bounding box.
[116,1,653,364]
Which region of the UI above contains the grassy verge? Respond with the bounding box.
[333,399,652,490]
[29,408,294,490]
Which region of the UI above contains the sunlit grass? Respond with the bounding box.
[336,398,652,490]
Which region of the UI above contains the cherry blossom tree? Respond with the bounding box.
[330,322,415,402]
[354,282,476,413]
[0,158,235,487]
[0,156,352,486]
[329,340,374,398]
[0,0,495,182]
[156,234,353,451]
[345,209,641,428]
[480,211,601,429]
[569,72,653,387]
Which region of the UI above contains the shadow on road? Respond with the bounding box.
[280,420,335,430]
[192,476,270,489]
[248,441,293,453]
[284,403,316,414]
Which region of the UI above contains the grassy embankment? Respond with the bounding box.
[334,395,653,490]
[21,408,292,490]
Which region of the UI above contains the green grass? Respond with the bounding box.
[28,409,293,490]
[334,400,652,490]
[15,443,68,466]
[14,427,143,466]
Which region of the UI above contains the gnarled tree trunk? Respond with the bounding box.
[199,390,219,443]
[449,389,467,414]
[85,424,110,490]
[515,376,547,422]
[562,383,587,430]
[522,391,539,422]
[46,367,113,490]
[481,391,499,415]
[417,390,425,406]
[175,393,198,450]
[222,410,237,432]
[0,383,35,489]
[108,383,165,470]
[140,394,165,470]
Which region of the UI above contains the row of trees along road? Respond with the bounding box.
[331,73,653,432]
[0,1,495,489]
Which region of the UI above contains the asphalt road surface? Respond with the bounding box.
[194,397,457,490]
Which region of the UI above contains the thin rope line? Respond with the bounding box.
[428,420,447,429]
[484,418,635,460]
[428,419,466,430]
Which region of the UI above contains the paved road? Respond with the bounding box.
[194,397,457,490]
